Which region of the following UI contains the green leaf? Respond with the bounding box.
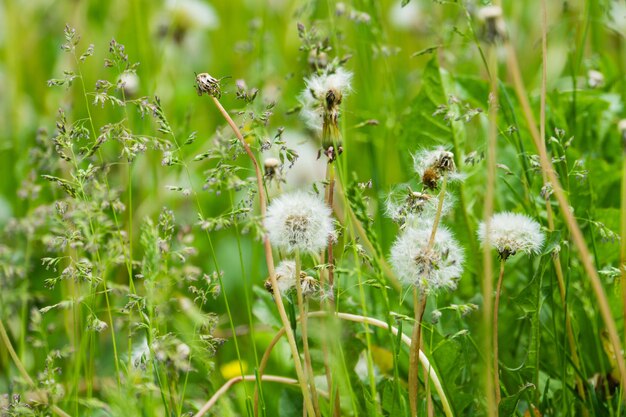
[498,383,534,416]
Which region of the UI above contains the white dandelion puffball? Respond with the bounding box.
[478,212,545,259]
[299,67,353,131]
[265,191,335,253]
[273,260,298,294]
[390,224,464,293]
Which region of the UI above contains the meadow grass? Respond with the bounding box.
[1,0,626,416]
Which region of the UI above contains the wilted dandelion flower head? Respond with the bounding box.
[385,187,455,225]
[299,67,353,132]
[265,191,334,253]
[390,223,464,293]
[264,260,320,296]
[413,147,463,189]
[478,212,545,260]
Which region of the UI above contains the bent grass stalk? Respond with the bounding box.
[192,375,329,417]
[252,311,455,417]
[207,93,316,417]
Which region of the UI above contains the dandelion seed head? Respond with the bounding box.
[265,192,334,253]
[300,67,353,132]
[390,223,464,293]
[413,147,463,188]
[118,71,139,97]
[478,212,545,259]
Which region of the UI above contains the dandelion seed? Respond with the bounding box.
[265,191,334,253]
[390,223,464,293]
[478,212,545,260]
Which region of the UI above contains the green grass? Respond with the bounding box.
[1,0,626,416]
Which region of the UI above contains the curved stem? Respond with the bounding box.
[208,95,315,416]
[493,260,505,405]
[252,311,454,417]
[193,375,325,417]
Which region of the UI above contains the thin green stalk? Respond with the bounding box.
[295,250,321,417]
[484,40,499,417]
[493,259,505,405]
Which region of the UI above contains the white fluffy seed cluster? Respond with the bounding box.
[265,191,335,253]
[273,260,298,294]
[299,67,353,132]
[478,212,545,259]
[390,223,464,293]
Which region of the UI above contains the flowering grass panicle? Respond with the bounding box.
[265,191,334,253]
[390,223,464,293]
[299,67,353,132]
[478,212,545,259]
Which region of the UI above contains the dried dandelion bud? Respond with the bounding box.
[390,222,464,293]
[422,167,440,191]
[477,5,506,43]
[265,191,335,253]
[300,67,352,158]
[478,212,545,260]
[264,157,282,179]
[195,72,222,98]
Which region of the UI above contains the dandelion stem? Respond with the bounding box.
[409,288,427,417]
[484,39,499,417]
[493,259,506,404]
[427,174,448,250]
[295,251,321,417]
[208,95,316,417]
